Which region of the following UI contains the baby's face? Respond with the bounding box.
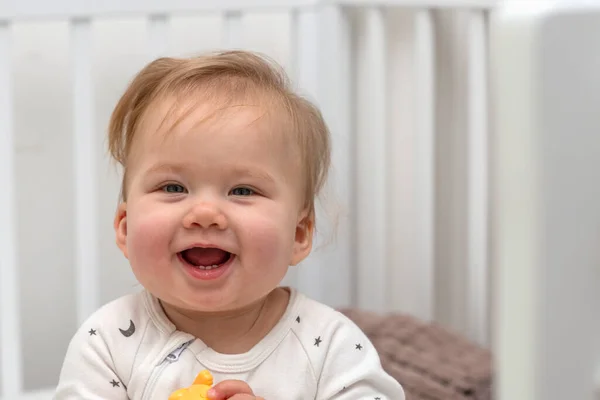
[115,96,312,313]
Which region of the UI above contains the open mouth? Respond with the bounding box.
[178,247,233,270]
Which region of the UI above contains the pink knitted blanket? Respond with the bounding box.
[341,309,493,400]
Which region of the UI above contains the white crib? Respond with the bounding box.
[0,0,599,399]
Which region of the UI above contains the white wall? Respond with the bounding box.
[490,4,600,399]
[1,8,483,391]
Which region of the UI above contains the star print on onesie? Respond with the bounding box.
[55,288,405,399]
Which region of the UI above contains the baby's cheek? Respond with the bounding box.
[245,214,296,262]
[127,210,174,262]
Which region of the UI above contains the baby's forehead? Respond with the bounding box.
[150,91,290,133]
[132,92,299,156]
[145,92,269,130]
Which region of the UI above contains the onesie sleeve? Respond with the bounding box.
[54,321,130,400]
[315,314,405,400]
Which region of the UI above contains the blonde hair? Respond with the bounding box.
[108,50,331,219]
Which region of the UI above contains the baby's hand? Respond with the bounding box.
[207,380,264,400]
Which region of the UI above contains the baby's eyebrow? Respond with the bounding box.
[229,166,276,184]
[143,162,276,184]
[143,163,186,176]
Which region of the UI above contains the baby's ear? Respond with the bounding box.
[114,203,128,259]
[290,209,314,266]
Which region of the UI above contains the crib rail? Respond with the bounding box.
[0,0,497,20]
[0,0,316,20]
[0,0,495,397]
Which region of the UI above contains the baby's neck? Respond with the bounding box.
[160,287,290,354]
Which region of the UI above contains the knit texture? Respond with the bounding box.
[341,309,493,400]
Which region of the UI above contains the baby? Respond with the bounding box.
[55,50,405,400]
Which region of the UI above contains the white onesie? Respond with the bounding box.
[55,288,405,400]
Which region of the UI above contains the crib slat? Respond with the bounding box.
[313,6,353,308]
[291,9,321,97]
[148,14,169,59]
[290,7,324,301]
[0,21,23,397]
[413,9,435,321]
[355,7,388,312]
[280,9,303,291]
[385,10,419,315]
[71,18,99,324]
[289,6,353,307]
[466,10,489,346]
[223,10,243,48]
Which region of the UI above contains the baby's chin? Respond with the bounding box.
[158,291,251,315]
[163,288,282,318]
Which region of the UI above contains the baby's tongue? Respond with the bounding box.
[182,248,229,266]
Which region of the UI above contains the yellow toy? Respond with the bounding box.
[169,370,214,400]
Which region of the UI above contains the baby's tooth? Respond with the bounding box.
[196,264,220,270]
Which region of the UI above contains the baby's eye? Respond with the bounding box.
[230,187,254,196]
[162,184,186,194]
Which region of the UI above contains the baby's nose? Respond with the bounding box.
[182,202,227,230]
